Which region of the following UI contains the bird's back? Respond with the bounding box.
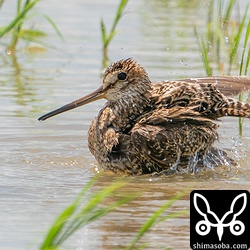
[150,80,250,120]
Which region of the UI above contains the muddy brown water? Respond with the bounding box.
[0,0,249,249]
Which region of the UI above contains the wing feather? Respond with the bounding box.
[178,76,250,96]
[131,117,218,169]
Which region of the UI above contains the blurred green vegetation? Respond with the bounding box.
[194,0,249,76]
[101,0,128,68]
[40,175,188,250]
[194,0,249,135]
[0,0,63,53]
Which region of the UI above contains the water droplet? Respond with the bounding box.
[6,49,11,55]
[180,59,188,67]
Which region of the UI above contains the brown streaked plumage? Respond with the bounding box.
[38,58,250,175]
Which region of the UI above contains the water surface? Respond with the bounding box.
[0,0,249,249]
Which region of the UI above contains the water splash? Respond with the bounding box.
[230,137,246,161]
[188,152,199,173]
[157,146,239,177]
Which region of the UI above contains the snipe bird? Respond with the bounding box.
[39,58,250,175]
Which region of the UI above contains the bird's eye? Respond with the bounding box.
[117,72,127,81]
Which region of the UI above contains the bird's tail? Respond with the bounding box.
[217,98,250,118]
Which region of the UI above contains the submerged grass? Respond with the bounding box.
[40,175,187,250]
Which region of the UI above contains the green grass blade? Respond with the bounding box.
[24,0,31,7]
[105,30,116,49]
[205,1,214,59]
[100,19,107,47]
[17,0,22,14]
[247,93,250,103]
[21,29,46,38]
[238,93,243,136]
[126,192,185,250]
[222,0,235,30]
[43,14,64,41]
[79,180,126,214]
[101,0,128,52]
[85,196,134,223]
[0,0,40,39]
[214,24,232,74]
[40,201,79,249]
[194,26,213,76]
[11,0,40,49]
[111,0,128,33]
[244,43,250,75]
[55,181,127,243]
[40,176,98,249]
[215,1,222,65]
[56,194,135,246]
[228,5,249,74]
[47,180,134,248]
[239,18,250,76]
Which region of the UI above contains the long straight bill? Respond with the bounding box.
[38,86,104,121]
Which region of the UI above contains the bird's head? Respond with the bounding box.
[38,58,150,121]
